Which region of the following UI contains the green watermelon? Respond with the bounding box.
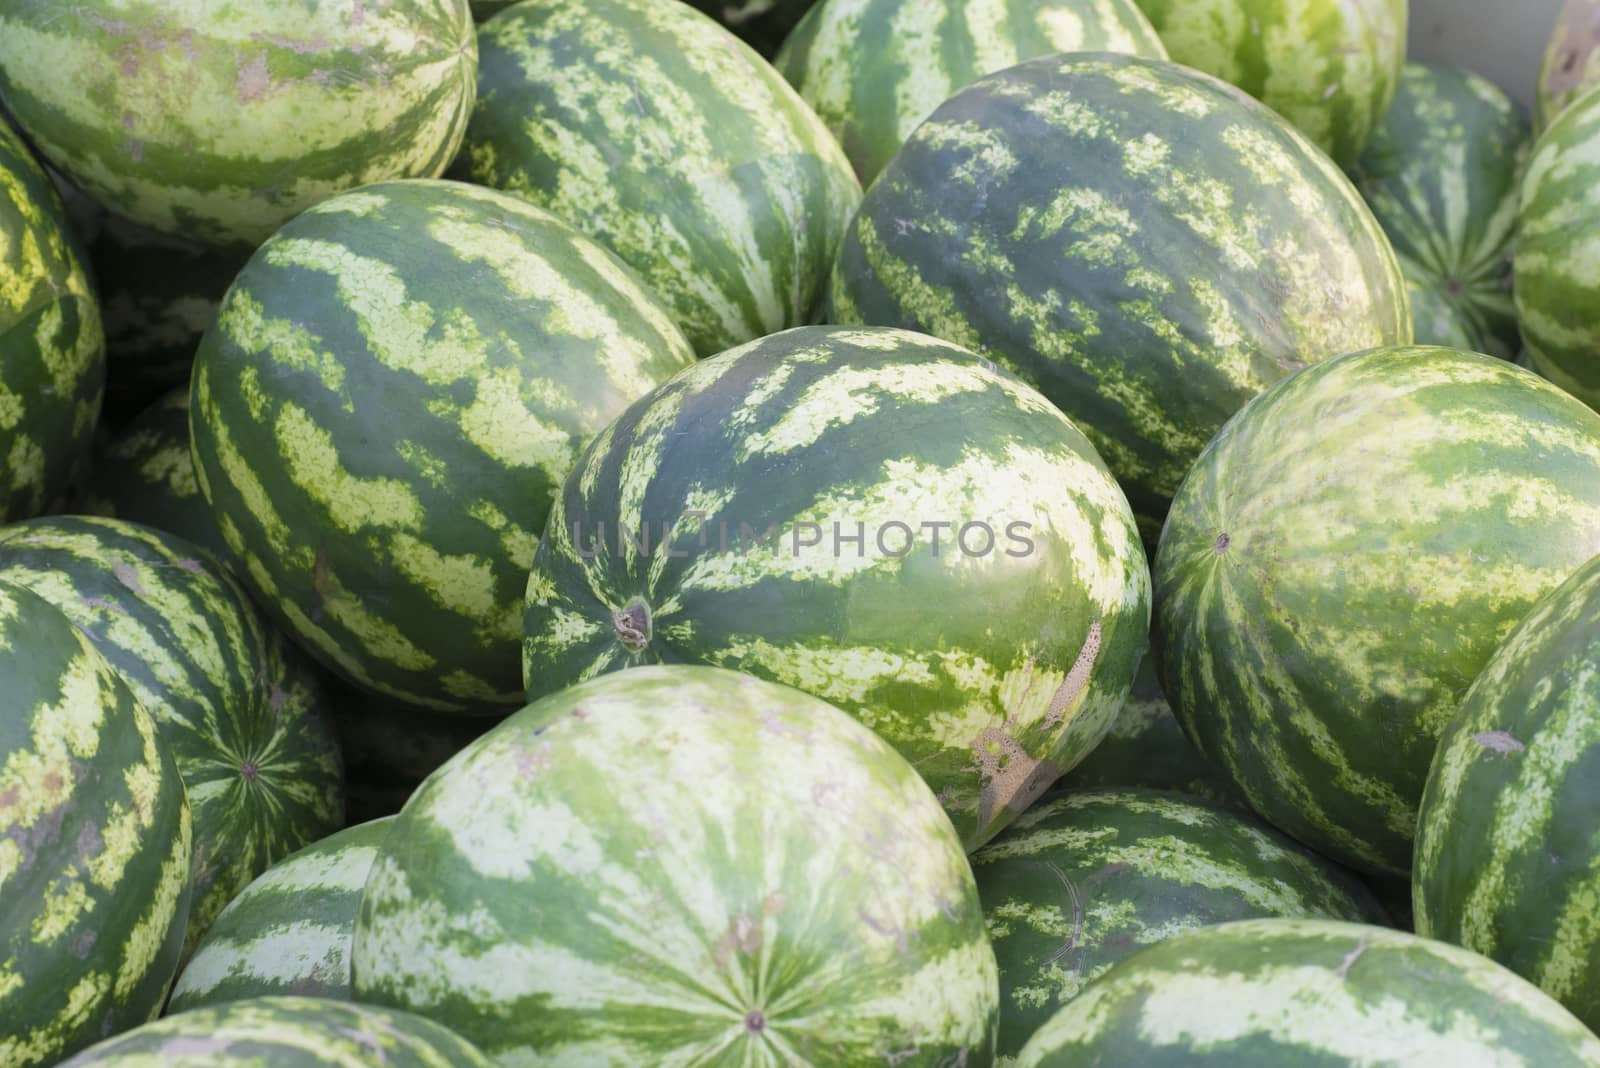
[521,325,1149,850]
[461,0,861,356]
[471,0,518,19]
[1350,62,1528,360]
[1538,1,1600,134]
[0,2,477,247]
[0,579,193,1067]
[190,179,697,713]
[973,789,1381,1062]
[1132,0,1407,165]
[354,665,999,1063]
[688,0,816,56]
[1153,346,1600,877]
[59,996,494,1067]
[831,53,1411,544]
[0,114,104,522]
[1013,918,1600,1065]
[775,0,1167,186]
[1516,83,1600,412]
[1415,553,1600,1030]
[170,818,393,1012]
[0,516,345,955]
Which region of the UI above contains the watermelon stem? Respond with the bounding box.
[611,598,652,653]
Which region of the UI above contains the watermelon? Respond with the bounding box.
[1415,554,1600,1030]
[354,665,1000,1063]
[1350,62,1528,360]
[831,53,1411,544]
[0,579,193,1067]
[59,996,494,1067]
[521,325,1150,850]
[688,0,816,56]
[1153,345,1600,877]
[0,516,345,955]
[1131,0,1407,165]
[169,818,393,1013]
[1538,0,1600,133]
[461,0,861,356]
[0,114,105,522]
[973,789,1382,1061]
[1013,918,1600,1065]
[1516,83,1600,412]
[775,0,1167,185]
[0,2,478,248]
[471,0,518,18]
[190,179,697,713]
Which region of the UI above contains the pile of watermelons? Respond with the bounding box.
[2,0,1600,1064]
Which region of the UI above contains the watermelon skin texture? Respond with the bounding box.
[462,0,861,357]
[169,817,394,1013]
[0,115,105,522]
[1351,62,1529,360]
[521,325,1150,851]
[58,996,494,1067]
[1013,918,1600,1066]
[973,789,1381,1062]
[0,579,193,1068]
[775,0,1167,186]
[1132,0,1407,166]
[1415,554,1600,1031]
[831,53,1411,545]
[1537,1,1600,134]
[354,665,1000,1065]
[0,1,478,247]
[0,516,345,957]
[189,179,696,713]
[1153,346,1600,877]
[1516,84,1600,412]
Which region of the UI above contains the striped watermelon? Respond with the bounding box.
[521,325,1150,850]
[0,2,478,247]
[190,179,696,713]
[0,115,104,522]
[0,516,345,955]
[461,0,861,356]
[1538,1,1600,133]
[1153,346,1600,877]
[1415,554,1600,1030]
[0,579,193,1067]
[973,789,1381,1061]
[775,0,1167,185]
[1516,83,1600,412]
[688,0,816,56]
[831,53,1411,544]
[1350,62,1528,359]
[354,665,999,1063]
[170,818,393,1012]
[1132,0,1407,165]
[59,996,494,1067]
[1014,918,1600,1065]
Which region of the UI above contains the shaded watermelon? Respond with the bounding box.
[354,665,999,1064]
[687,0,816,56]
[1153,346,1600,876]
[189,179,697,713]
[1538,0,1600,133]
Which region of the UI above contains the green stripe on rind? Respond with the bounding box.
[1351,62,1529,360]
[0,516,345,956]
[1132,0,1407,166]
[354,665,999,1065]
[1415,555,1600,1031]
[58,995,494,1067]
[776,0,1167,185]
[1152,346,1600,876]
[472,1,519,19]
[1013,918,1600,1066]
[973,789,1381,1062]
[521,325,1150,850]
[830,53,1411,545]
[463,0,862,356]
[0,115,105,522]
[1516,82,1600,412]
[0,580,193,1068]
[189,179,697,713]
[79,387,230,563]
[170,818,394,1013]
[1537,1,1600,134]
[0,1,478,247]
